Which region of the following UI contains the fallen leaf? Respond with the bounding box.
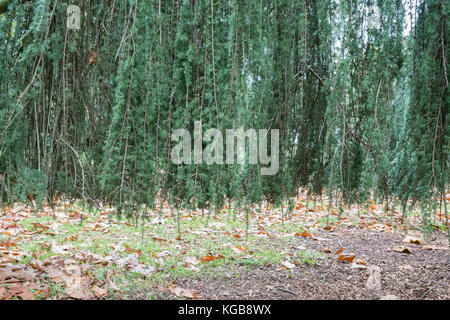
[130,264,155,276]
[0,287,7,299]
[337,254,356,263]
[185,257,200,266]
[295,231,312,238]
[199,255,218,262]
[88,50,98,65]
[422,245,448,251]
[29,259,43,270]
[152,236,168,242]
[354,259,367,265]
[125,245,142,256]
[393,246,412,254]
[398,264,413,270]
[351,263,368,270]
[281,261,296,269]
[403,236,422,245]
[182,288,198,299]
[92,286,107,298]
[236,245,247,252]
[14,285,35,300]
[0,266,36,284]
[64,276,93,300]
[31,223,49,230]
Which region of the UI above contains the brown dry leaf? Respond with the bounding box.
[29,259,43,271]
[403,236,422,245]
[88,50,98,65]
[31,223,49,231]
[0,237,17,248]
[295,203,304,210]
[110,244,124,252]
[155,250,171,258]
[156,285,165,292]
[0,266,36,284]
[44,266,68,283]
[199,255,217,262]
[44,265,93,299]
[337,254,356,263]
[321,248,332,253]
[125,245,142,257]
[281,261,296,269]
[185,257,200,266]
[107,282,120,292]
[422,245,448,251]
[354,259,367,265]
[351,262,368,270]
[152,236,168,242]
[398,264,413,270]
[13,285,35,300]
[130,264,155,276]
[64,264,82,276]
[171,286,183,297]
[168,284,176,294]
[182,288,199,299]
[236,245,247,252]
[335,247,343,255]
[64,276,93,300]
[92,286,108,298]
[174,287,185,297]
[0,287,7,300]
[295,231,312,238]
[170,286,198,299]
[393,246,412,254]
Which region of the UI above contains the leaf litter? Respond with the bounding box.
[0,193,448,300]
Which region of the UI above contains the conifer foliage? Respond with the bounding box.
[0,0,447,226]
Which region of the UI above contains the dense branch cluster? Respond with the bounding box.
[0,1,447,224]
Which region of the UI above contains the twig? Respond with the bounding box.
[277,287,298,296]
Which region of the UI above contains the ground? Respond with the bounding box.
[175,231,449,300]
[0,196,449,300]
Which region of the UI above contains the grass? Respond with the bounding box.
[5,198,419,299]
[67,209,294,296]
[297,249,328,266]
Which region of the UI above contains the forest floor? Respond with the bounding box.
[0,195,449,300]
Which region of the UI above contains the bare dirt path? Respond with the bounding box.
[172,229,449,300]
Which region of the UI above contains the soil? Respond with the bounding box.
[169,229,450,300]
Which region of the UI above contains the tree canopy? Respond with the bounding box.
[0,0,448,225]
